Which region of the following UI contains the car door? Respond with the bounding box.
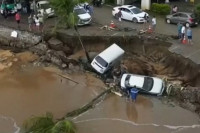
[171,13,180,24]
[179,13,188,24]
[123,8,132,21]
[120,8,127,20]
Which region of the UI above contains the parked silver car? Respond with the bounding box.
[166,12,198,27]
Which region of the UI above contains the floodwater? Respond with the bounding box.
[0,50,199,133]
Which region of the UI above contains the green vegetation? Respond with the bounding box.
[23,112,76,133]
[194,3,200,22]
[151,3,171,15]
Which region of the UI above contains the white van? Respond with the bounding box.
[91,43,125,74]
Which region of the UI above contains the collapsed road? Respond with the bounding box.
[0,26,200,133]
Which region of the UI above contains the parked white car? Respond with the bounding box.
[36,0,54,17]
[112,5,149,23]
[74,6,92,26]
[121,73,165,96]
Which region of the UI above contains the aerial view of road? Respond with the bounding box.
[0,0,200,133]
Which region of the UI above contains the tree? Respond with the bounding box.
[23,112,76,133]
[50,0,91,62]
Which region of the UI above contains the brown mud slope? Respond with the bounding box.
[123,44,200,116]
[123,44,200,87]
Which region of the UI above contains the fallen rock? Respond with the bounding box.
[48,37,64,51]
[63,45,73,56]
[29,43,48,55]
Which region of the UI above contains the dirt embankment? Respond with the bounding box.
[69,39,200,116]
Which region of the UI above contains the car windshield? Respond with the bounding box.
[190,14,196,18]
[130,7,142,14]
[142,77,154,91]
[74,8,86,15]
[95,56,108,67]
[40,3,50,10]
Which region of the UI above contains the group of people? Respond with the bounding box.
[178,23,193,44]
[27,11,45,32]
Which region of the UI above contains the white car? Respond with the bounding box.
[112,5,149,23]
[36,1,54,17]
[74,6,92,26]
[121,73,165,96]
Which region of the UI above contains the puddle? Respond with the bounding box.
[74,95,200,133]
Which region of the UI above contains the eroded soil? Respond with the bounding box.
[0,39,200,133]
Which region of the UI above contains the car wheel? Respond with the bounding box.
[132,18,138,23]
[166,19,171,24]
[185,22,190,27]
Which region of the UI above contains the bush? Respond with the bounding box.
[151,3,171,15]
[194,3,200,22]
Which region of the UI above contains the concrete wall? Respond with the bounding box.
[141,0,151,10]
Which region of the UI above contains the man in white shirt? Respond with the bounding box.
[152,16,156,32]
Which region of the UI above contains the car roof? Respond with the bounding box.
[128,74,145,88]
[121,5,137,9]
[37,1,49,4]
[176,12,193,15]
[98,43,124,64]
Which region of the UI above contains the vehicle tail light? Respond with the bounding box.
[189,18,194,22]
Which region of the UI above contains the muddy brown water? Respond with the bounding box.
[0,50,200,133]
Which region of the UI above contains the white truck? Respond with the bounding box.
[91,43,125,74]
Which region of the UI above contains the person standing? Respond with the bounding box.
[88,5,94,16]
[15,12,21,29]
[172,5,178,14]
[151,16,156,32]
[143,13,148,30]
[34,16,40,31]
[118,9,122,22]
[181,25,186,42]
[186,27,193,45]
[177,22,182,39]
[28,14,33,31]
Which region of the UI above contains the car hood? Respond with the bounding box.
[151,77,163,94]
[78,13,91,20]
[137,12,148,17]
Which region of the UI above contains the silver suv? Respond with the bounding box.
[166,12,198,27]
